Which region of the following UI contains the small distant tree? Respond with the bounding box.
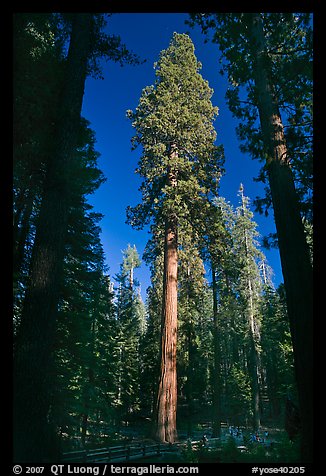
[234,184,264,431]
[115,245,145,419]
[121,244,142,290]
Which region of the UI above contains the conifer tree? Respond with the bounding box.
[234,184,264,430]
[260,283,296,420]
[115,245,144,419]
[54,209,117,448]
[198,198,229,437]
[13,13,142,461]
[139,228,165,417]
[13,15,95,462]
[177,223,210,438]
[187,13,313,460]
[13,13,67,326]
[127,32,223,442]
[121,244,142,290]
[210,192,267,429]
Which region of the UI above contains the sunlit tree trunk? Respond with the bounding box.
[154,154,178,443]
[154,216,178,443]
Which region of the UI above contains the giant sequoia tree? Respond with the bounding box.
[14,15,94,462]
[187,13,313,461]
[127,32,223,443]
[13,13,141,462]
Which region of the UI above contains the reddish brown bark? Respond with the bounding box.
[154,216,178,443]
[153,147,179,443]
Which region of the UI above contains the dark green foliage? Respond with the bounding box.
[260,284,296,419]
[126,32,224,232]
[187,12,312,228]
[115,245,146,419]
[53,203,118,446]
[13,13,143,461]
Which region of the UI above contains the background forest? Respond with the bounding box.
[13,12,313,464]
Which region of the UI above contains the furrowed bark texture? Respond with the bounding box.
[154,154,179,443]
[154,217,178,443]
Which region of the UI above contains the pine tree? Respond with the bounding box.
[115,245,144,420]
[235,184,264,430]
[209,192,270,430]
[177,223,211,438]
[53,208,117,449]
[126,32,223,442]
[207,197,243,426]
[260,283,296,421]
[121,244,142,290]
[196,200,226,438]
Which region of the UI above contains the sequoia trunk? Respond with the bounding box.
[13,14,93,462]
[154,216,178,443]
[154,150,179,443]
[247,13,313,462]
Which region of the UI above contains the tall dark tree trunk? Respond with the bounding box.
[247,13,313,462]
[154,149,179,443]
[13,14,93,463]
[13,187,34,281]
[211,265,221,437]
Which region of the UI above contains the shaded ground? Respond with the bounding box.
[62,420,299,464]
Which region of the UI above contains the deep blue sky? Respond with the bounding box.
[81,13,283,299]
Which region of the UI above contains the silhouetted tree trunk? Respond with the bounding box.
[13,14,93,463]
[13,187,34,281]
[247,13,313,462]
